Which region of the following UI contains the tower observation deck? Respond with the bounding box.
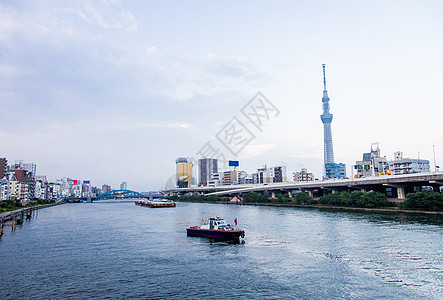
[321,64,334,165]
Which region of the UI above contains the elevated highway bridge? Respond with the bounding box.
[164,172,443,200]
[64,189,166,202]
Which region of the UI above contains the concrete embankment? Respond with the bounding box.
[176,200,443,215]
[241,202,443,215]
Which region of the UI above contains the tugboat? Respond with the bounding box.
[186,217,245,240]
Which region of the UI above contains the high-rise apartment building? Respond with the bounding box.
[102,184,112,193]
[120,181,128,190]
[198,158,218,186]
[176,157,193,188]
[0,158,7,179]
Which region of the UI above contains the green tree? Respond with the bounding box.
[243,192,268,203]
[403,190,443,211]
[294,192,312,204]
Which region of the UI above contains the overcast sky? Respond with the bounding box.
[1,0,442,191]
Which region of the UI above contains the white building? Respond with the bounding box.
[56,177,74,197]
[354,143,389,177]
[49,183,62,199]
[388,151,430,175]
[35,179,48,200]
[0,178,9,200]
[72,181,82,197]
[256,165,287,183]
[208,172,224,187]
[9,180,30,204]
[293,168,315,182]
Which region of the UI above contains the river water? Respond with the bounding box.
[0,201,442,299]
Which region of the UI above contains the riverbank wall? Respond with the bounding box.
[175,200,443,215]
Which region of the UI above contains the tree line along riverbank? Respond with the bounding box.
[0,199,57,214]
[170,190,443,214]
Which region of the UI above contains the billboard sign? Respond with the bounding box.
[228,160,239,167]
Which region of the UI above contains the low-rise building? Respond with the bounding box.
[223,170,238,185]
[388,151,430,175]
[255,165,287,184]
[354,143,388,177]
[325,162,346,179]
[293,168,315,182]
[208,172,224,187]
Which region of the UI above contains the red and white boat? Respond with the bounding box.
[186,217,245,240]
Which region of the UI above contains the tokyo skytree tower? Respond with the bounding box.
[320,64,334,165]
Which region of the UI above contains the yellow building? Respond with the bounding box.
[176,157,193,188]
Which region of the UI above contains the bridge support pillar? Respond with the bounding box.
[397,187,406,200]
[271,191,276,199]
[288,191,293,199]
[308,190,314,198]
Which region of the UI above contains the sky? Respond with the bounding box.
[1,0,442,191]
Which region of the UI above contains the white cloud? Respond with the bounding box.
[73,0,138,32]
[146,46,157,55]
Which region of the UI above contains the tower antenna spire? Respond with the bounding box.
[322,63,327,91]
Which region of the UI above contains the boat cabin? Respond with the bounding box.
[200,217,230,230]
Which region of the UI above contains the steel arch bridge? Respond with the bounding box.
[95,190,148,200]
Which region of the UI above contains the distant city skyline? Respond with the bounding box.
[1,1,442,190]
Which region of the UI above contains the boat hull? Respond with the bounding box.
[186,226,245,240]
[149,202,176,208]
